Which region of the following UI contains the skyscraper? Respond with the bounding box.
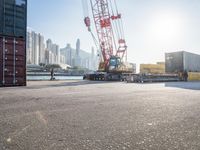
[26,30,46,65]
[26,30,32,64]
[60,40,92,68]
[51,44,60,64]
[56,45,60,64]
[38,34,45,64]
[66,44,72,66]
[45,39,61,64]
[31,31,39,65]
[75,39,81,67]
[45,49,50,65]
[46,39,52,51]
[76,39,80,56]
[60,54,66,64]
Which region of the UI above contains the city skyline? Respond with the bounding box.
[28,0,200,67]
[26,28,98,70]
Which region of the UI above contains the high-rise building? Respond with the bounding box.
[66,44,72,66]
[38,34,45,64]
[31,31,39,65]
[26,30,32,64]
[49,51,54,64]
[60,43,74,66]
[60,42,93,68]
[56,45,60,64]
[82,58,90,69]
[51,44,60,64]
[75,39,81,67]
[45,39,60,65]
[26,30,45,65]
[46,39,52,51]
[60,55,66,64]
[26,32,62,66]
[76,39,80,56]
[45,49,50,65]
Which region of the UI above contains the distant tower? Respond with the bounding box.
[46,39,52,51]
[75,39,81,66]
[66,44,72,66]
[26,31,32,64]
[31,31,39,65]
[76,39,80,56]
[38,34,45,64]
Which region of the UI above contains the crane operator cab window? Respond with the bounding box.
[109,56,121,70]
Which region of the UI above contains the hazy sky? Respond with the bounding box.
[28,0,200,65]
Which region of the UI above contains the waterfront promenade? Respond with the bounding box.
[0,81,200,149]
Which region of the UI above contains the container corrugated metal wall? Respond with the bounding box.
[0,36,26,86]
[165,51,184,73]
[183,52,200,72]
[165,51,200,73]
[0,0,27,87]
[140,64,165,74]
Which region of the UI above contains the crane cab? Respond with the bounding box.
[109,56,121,71]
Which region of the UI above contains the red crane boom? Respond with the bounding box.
[83,0,128,72]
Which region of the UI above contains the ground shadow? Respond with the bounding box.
[48,80,115,87]
[165,82,200,90]
[24,80,117,90]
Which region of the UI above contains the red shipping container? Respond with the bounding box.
[0,36,26,87]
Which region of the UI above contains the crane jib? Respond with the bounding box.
[83,0,128,72]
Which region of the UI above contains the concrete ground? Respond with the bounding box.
[0,81,200,150]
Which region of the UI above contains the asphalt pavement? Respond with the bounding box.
[0,81,200,150]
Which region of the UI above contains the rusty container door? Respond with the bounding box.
[0,36,26,87]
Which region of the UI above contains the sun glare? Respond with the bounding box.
[148,12,183,42]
